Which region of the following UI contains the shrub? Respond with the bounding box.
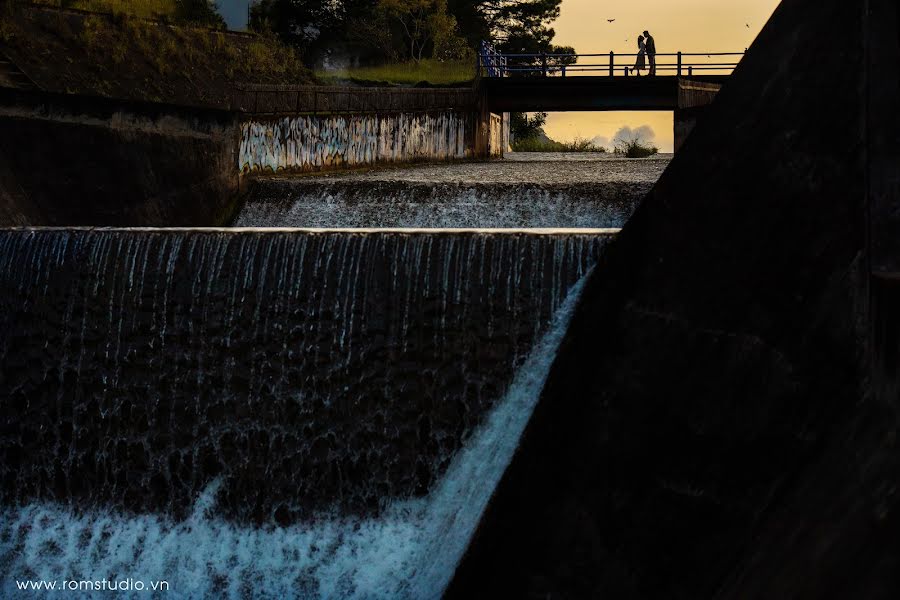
[613,138,659,158]
[511,135,607,153]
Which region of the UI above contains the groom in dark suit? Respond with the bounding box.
[644,30,657,75]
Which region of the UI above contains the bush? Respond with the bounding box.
[511,135,606,153]
[510,112,546,141]
[613,138,659,158]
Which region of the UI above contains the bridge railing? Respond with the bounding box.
[478,41,508,78]
[477,49,745,77]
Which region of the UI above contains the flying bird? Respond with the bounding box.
[746,23,750,27]
[607,19,615,23]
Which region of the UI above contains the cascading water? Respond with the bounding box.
[0,226,606,596]
[236,180,644,229]
[0,271,589,599]
[0,228,606,522]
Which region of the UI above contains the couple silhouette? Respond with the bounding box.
[632,30,657,76]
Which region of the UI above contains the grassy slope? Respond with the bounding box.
[33,0,181,19]
[316,59,474,86]
[0,4,313,108]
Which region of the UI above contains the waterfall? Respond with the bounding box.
[0,229,608,523]
[0,272,589,599]
[235,181,643,229]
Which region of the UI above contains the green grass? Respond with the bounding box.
[3,5,313,107]
[316,59,475,86]
[512,136,607,153]
[71,14,305,79]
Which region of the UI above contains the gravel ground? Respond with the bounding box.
[264,153,672,186]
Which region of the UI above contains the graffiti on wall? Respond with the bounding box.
[239,111,474,172]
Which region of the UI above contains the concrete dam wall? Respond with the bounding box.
[238,111,476,173]
[0,89,241,227]
[0,85,506,226]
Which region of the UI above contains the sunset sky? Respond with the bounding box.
[543,0,782,151]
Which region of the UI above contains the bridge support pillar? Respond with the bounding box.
[674,78,723,152]
[473,83,506,158]
[673,107,705,152]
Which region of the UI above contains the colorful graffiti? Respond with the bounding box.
[239,111,475,173]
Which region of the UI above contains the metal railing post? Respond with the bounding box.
[677,51,682,76]
[688,65,693,77]
[541,53,548,76]
[609,51,614,77]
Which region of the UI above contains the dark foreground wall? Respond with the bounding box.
[0,228,605,525]
[0,89,242,226]
[450,0,900,597]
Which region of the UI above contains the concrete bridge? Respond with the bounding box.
[477,45,740,113]
[480,74,729,112]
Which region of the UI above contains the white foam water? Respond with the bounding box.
[0,272,590,600]
[234,185,638,229]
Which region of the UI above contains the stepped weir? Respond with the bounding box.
[0,224,615,598]
[0,34,655,593]
[0,12,662,592]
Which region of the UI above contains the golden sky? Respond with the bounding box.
[542,0,782,152]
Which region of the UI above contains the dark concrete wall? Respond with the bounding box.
[238,110,479,173]
[450,0,900,597]
[867,0,900,275]
[866,0,900,413]
[0,89,242,226]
